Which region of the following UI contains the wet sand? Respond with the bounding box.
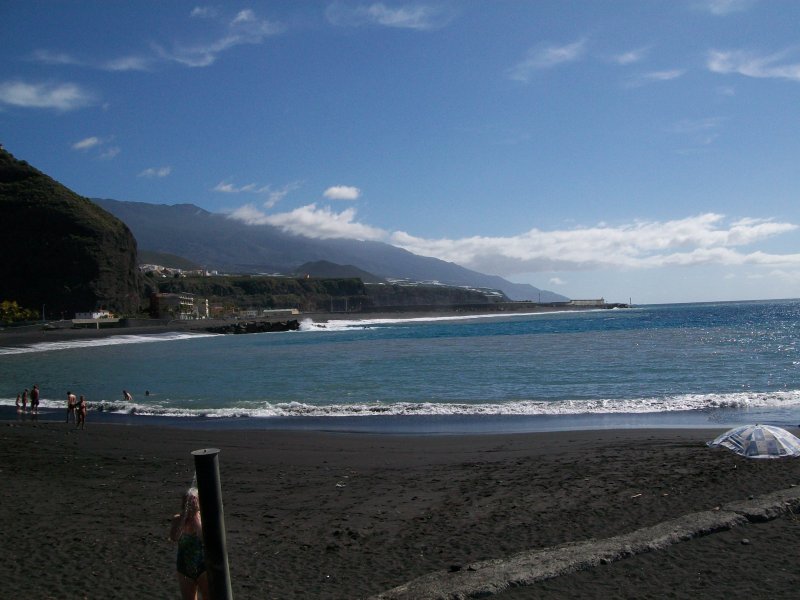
[2,422,799,598]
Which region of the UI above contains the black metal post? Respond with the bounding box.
[192,448,233,600]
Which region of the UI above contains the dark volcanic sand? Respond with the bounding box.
[2,423,799,599]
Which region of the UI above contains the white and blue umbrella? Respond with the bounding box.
[708,424,800,459]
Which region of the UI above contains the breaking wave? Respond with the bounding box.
[6,390,800,419]
[297,310,591,332]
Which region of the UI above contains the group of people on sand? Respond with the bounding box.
[14,384,40,415]
[65,391,87,428]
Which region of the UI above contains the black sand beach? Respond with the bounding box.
[3,422,799,599]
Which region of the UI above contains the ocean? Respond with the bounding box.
[2,299,799,433]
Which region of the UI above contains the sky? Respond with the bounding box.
[2,0,800,304]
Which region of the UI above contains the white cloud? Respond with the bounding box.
[626,69,686,87]
[157,9,284,67]
[100,146,121,160]
[264,182,302,208]
[697,0,756,15]
[323,185,361,201]
[190,7,217,19]
[507,39,587,83]
[72,136,102,151]
[214,180,301,208]
[0,80,95,111]
[612,47,649,66]
[32,48,149,72]
[32,9,282,73]
[228,203,386,241]
[232,9,256,25]
[708,49,800,82]
[389,214,800,275]
[30,49,83,66]
[226,203,800,275]
[103,55,150,72]
[138,166,172,178]
[71,135,120,159]
[549,277,566,286]
[214,181,259,193]
[326,2,449,30]
[644,69,685,81]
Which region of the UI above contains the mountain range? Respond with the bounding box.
[94,198,567,302]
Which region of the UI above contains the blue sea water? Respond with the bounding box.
[2,300,799,433]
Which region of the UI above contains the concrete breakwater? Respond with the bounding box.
[205,319,300,335]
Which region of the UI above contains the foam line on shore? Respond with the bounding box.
[4,389,800,420]
[0,331,219,355]
[372,487,800,599]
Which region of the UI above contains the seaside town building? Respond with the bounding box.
[72,310,120,329]
[150,292,206,319]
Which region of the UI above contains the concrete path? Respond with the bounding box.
[371,486,800,600]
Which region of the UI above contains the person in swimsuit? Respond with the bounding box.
[76,395,87,429]
[30,384,40,414]
[170,487,210,599]
[21,388,28,411]
[66,391,77,423]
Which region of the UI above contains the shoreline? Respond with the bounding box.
[4,422,799,598]
[0,305,603,350]
[0,404,757,435]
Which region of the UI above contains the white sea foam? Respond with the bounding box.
[5,390,799,419]
[298,310,589,332]
[0,331,219,355]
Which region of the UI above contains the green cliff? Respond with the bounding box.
[0,147,142,317]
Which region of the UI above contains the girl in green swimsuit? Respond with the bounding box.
[170,488,210,599]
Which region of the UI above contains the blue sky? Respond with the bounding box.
[2,0,800,304]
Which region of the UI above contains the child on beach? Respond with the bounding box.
[15,393,21,411]
[170,487,210,600]
[76,395,87,429]
[21,388,28,411]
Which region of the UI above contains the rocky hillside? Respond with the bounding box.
[95,198,569,302]
[149,274,501,313]
[0,147,142,317]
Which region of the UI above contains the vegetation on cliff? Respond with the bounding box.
[0,147,142,317]
[149,274,369,312]
[0,300,39,325]
[147,273,502,313]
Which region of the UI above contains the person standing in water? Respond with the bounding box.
[123,390,132,402]
[76,395,87,429]
[30,385,40,414]
[21,388,28,412]
[66,391,77,423]
[170,487,210,600]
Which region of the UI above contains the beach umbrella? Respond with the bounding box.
[707,424,800,459]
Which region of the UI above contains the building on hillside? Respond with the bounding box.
[75,310,114,320]
[150,293,205,319]
[72,310,120,329]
